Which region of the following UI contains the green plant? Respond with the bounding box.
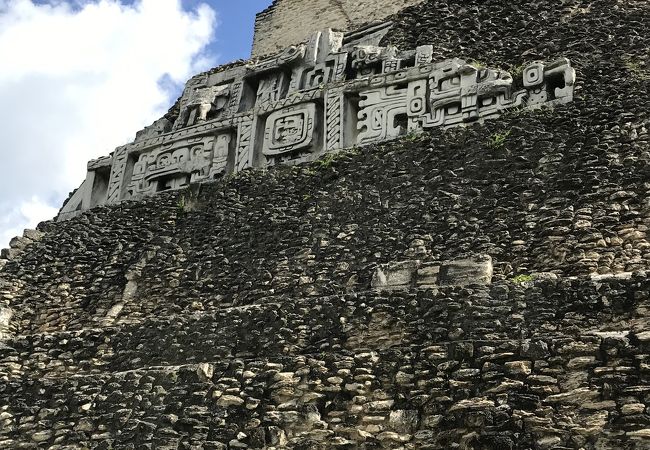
[321,152,338,167]
[404,129,421,141]
[177,195,187,212]
[487,130,511,149]
[509,63,526,79]
[314,151,341,170]
[305,147,361,174]
[469,60,487,69]
[622,57,650,81]
[345,146,362,156]
[176,188,201,215]
[511,274,534,284]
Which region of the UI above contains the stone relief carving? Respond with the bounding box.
[263,104,317,162]
[173,81,231,131]
[125,134,229,199]
[59,24,576,220]
[357,85,410,144]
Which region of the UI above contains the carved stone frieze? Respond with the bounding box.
[59,24,576,220]
[263,104,316,157]
[173,81,232,130]
[125,133,231,200]
[357,85,409,144]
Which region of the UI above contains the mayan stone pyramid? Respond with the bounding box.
[1,0,649,448]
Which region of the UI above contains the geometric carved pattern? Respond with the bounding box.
[263,104,316,156]
[106,146,129,204]
[236,115,254,172]
[325,89,344,150]
[60,24,576,219]
[357,85,408,144]
[125,134,231,200]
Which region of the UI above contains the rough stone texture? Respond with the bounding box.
[251,0,426,57]
[1,0,650,448]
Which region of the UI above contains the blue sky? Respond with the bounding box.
[190,1,273,63]
[0,0,273,246]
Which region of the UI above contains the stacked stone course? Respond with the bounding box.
[1,0,650,448]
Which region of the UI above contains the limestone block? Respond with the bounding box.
[0,248,21,260]
[621,403,646,415]
[544,388,600,405]
[635,331,650,342]
[448,397,495,412]
[438,255,493,286]
[196,363,214,383]
[628,429,650,439]
[0,307,12,340]
[416,265,440,287]
[521,340,550,359]
[22,229,44,241]
[217,395,245,407]
[388,410,418,434]
[9,236,33,250]
[8,236,31,250]
[373,256,493,290]
[371,261,420,289]
[31,430,52,442]
[504,361,532,376]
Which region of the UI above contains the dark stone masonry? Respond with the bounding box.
[1,0,649,448]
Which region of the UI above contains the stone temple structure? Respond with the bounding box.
[1,0,650,448]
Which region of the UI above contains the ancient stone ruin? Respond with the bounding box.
[58,25,575,220]
[1,0,650,448]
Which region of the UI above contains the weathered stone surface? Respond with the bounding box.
[439,255,493,286]
[372,256,493,289]
[1,0,649,448]
[371,260,419,289]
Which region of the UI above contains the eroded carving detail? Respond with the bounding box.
[60,24,576,220]
[290,30,347,92]
[126,134,231,199]
[325,88,344,150]
[173,80,231,130]
[357,85,408,144]
[106,146,129,204]
[236,115,254,172]
[263,104,316,160]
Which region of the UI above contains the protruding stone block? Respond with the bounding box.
[438,255,493,286]
[9,236,31,250]
[416,265,440,287]
[0,248,21,260]
[22,229,44,241]
[0,307,12,340]
[373,255,493,290]
[371,261,420,289]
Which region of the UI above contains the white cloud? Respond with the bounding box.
[0,0,217,248]
[0,197,59,246]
